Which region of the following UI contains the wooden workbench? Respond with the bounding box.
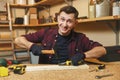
[0,62,120,80]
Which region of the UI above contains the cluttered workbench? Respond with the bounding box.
[0,59,120,80]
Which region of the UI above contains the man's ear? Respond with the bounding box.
[57,15,60,22]
[75,20,78,25]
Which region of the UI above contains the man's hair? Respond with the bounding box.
[59,6,79,19]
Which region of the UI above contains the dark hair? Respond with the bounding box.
[59,6,79,19]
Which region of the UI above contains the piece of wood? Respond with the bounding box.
[26,64,89,71]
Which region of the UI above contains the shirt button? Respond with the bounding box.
[56,35,58,37]
[49,55,52,59]
[43,43,46,46]
[54,40,56,42]
[76,49,79,51]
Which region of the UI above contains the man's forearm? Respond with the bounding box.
[84,46,106,58]
[14,37,33,49]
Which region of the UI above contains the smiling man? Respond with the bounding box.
[15,6,106,65]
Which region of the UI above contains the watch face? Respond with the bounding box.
[0,0,7,11]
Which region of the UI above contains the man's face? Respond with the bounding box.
[57,12,77,36]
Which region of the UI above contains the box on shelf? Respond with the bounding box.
[8,0,15,4]
[30,19,38,24]
[29,8,37,14]
[28,0,35,5]
[0,15,7,20]
[30,14,37,19]
[0,32,11,39]
[15,0,27,5]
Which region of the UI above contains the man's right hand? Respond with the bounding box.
[30,44,43,56]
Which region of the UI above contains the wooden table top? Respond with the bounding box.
[0,62,120,80]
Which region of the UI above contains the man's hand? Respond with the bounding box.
[30,44,43,56]
[71,53,86,66]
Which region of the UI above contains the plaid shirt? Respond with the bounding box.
[24,27,102,63]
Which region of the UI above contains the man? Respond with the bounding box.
[15,6,106,65]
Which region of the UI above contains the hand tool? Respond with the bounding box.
[95,74,113,79]
[59,60,84,66]
[9,64,26,74]
[0,66,8,77]
[41,50,106,65]
[89,64,105,72]
[41,49,55,54]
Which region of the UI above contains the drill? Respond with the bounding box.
[9,64,26,74]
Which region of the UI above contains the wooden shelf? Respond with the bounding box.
[10,0,65,8]
[33,0,65,6]
[0,16,120,28]
[77,16,119,23]
[0,22,58,28]
[0,47,13,51]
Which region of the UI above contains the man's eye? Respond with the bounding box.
[61,18,65,21]
[68,20,73,23]
[68,20,72,23]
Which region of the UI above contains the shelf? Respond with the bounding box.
[0,51,13,56]
[0,22,58,28]
[77,16,120,23]
[0,39,12,43]
[10,0,65,8]
[33,0,65,6]
[0,47,13,51]
[0,16,120,28]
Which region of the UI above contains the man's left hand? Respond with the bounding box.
[71,53,86,66]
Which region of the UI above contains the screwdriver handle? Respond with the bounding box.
[41,50,55,54]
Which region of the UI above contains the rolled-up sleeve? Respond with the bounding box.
[23,28,45,43]
[80,33,103,51]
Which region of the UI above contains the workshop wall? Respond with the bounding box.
[11,0,120,64]
[13,0,120,46]
[38,0,119,46]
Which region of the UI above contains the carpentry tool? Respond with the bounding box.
[0,58,7,67]
[0,66,8,77]
[59,60,84,66]
[41,49,55,54]
[0,58,20,67]
[89,64,106,72]
[95,74,113,79]
[9,64,26,74]
[41,50,107,65]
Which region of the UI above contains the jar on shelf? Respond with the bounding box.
[112,0,120,16]
[88,0,96,19]
[96,0,110,18]
[16,0,27,5]
[28,0,35,5]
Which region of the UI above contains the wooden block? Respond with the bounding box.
[29,8,37,14]
[30,14,37,19]
[0,32,11,39]
[30,19,38,24]
[26,64,89,71]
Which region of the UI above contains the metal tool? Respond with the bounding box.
[59,60,84,66]
[9,64,26,74]
[89,64,105,72]
[95,74,113,79]
[59,60,72,66]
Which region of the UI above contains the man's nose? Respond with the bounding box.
[63,21,68,26]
